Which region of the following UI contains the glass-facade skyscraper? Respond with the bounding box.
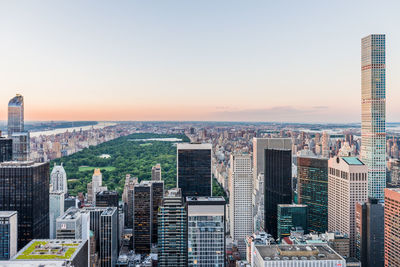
[187,196,225,266]
[7,94,24,137]
[177,143,212,197]
[277,204,308,239]
[0,211,17,260]
[0,161,49,249]
[361,34,386,200]
[158,188,187,267]
[264,148,292,239]
[297,156,328,233]
[7,94,30,161]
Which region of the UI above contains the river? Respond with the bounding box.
[29,122,117,137]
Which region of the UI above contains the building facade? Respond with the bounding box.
[384,188,400,267]
[264,147,292,239]
[49,191,64,239]
[100,207,118,267]
[361,34,386,200]
[151,163,162,181]
[7,94,29,161]
[50,164,68,195]
[96,191,119,208]
[177,143,212,197]
[151,181,164,244]
[355,199,384,267]
[158,188,187,267]
[0,211,17,260]
[252,138,292,232]
[0,137,12,163]
[0,161,49,249]
[297,156,328,233]
[133,182,152,254]
[229,153,253,255]
[187,197,225,266]
[277,204,308,239]
[328,156,368,257]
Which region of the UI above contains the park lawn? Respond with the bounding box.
[78,166,116,172]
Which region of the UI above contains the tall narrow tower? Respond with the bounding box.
[7,94,24,137]
[361,34,386,200]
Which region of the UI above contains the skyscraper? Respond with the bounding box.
[87,168,108,204]
[328,156,368,257]
[122,175,137,229]
[297,156,328,233]
[133,181,152,254]
[361,34,386,200]
[56,207,83,239]
[100,207,118,267]
[277,204,308,239]
[7,94,24,137]
[0,211,18,260]
[0,161,49,249]
[49,191,64,239]
[355,199,384,267]
[158,188,187,267]
[151,163,162,181]
[384,188,400,267]
[151,181,164,244]
[264,145,292,239]
[252,138,291,232]
[50,163,68,195]
[95,191,119,208]
[229,153,253,255]
[7,94,30,161]
[177,143,212,197]
[187,196,225,266]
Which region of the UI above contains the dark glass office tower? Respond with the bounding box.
[177,143,212,197]
[0,137,12,163]
[297,156,328,233]
[151,181,164,244]
[100,207,118,267]
[158,188,187,267]
[0,161,49,249]
[82,207,107,255]
[133,182,152,254]
[264,148,292,239]
[96,191,119,208]
[277,204,308,238]
[355,199,384,267]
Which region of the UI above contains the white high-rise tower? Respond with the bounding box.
[229,153,253,256]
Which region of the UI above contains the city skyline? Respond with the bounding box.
[1,1,400,122]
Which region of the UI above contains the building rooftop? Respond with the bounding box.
[278,204,307,208]
[0,211,17,217]
[13,239,86,261]
[342,157,364,165]
[255,244,344,261]
[177,142,212,150]
[58,208,81,221]
[0,161,47,167]
[101,207,117,216]
[186,196,225,205]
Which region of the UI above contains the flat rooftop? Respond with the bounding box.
[58,208,80,221]
[177,143,212,150]
[0,211,17,217]
[13,239,85,261]
[278,204,307,208]
[186,196,225,205]
[342,157,364,165]
[102,207,117,216]
[255,244,344,261]
[0,161,47,167]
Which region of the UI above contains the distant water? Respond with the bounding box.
[30,122,116,137]
[128,138,182,142]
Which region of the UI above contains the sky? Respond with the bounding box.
[0,0,400,123]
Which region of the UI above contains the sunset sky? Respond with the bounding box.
[1,0,400,122]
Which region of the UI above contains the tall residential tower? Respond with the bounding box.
[361,34,386,200]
